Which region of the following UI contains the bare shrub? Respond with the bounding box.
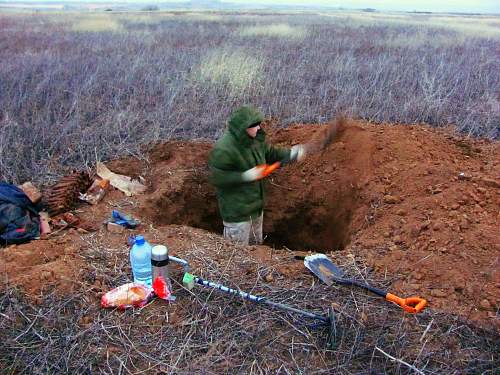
[238,23,307,40]
[0,12,498,183]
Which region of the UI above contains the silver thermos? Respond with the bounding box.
[151,245,173,298]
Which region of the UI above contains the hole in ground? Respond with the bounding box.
[264,202,354,252]
[264,186,358,251]
[145,172,359,253]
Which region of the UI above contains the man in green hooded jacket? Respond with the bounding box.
[208,105,306,245]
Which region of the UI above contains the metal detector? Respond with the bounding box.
[166,255,339,347]
[182,272,339,348]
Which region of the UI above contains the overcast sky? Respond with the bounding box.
[225,0,500,13]
[6,0,500,14]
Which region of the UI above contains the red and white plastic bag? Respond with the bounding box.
[101,283,152,309]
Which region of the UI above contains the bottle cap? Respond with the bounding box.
[135,235,145,245]
[152,245,168,261]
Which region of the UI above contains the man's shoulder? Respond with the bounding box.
[213,132,239,151]
[210,134,234,161]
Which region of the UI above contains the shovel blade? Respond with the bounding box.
[304,254,345,285]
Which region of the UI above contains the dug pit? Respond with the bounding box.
[140,125,374,252]
[145,172,362,251]
[264,185,361,251]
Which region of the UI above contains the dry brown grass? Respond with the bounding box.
[1,225,498,373]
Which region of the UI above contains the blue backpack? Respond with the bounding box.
[0,183,40,245]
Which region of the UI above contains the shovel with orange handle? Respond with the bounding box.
[262,162,281,177]
[304,254,427,314]
[252,162,281,180]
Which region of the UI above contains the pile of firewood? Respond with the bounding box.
[44,171,92,215]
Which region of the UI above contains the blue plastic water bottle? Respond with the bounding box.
[130,235,152,287]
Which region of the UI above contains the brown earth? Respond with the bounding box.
[0,119,498,327]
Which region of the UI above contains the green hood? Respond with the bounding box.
[228,105,264,145]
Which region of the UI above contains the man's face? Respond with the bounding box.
[246,123,261,138]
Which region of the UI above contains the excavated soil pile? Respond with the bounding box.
[1,120,498,325]
[0,238,85,300]
[136,120,499,323]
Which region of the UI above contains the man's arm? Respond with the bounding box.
[265,143,307,165]
[264,144,291,164]
[209,148,271,187]
[208,148,246,188]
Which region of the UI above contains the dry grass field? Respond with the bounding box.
[0,10,499,184]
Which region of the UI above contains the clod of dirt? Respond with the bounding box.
[304,116,347,154]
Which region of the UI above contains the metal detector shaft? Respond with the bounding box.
[194,276,328,323]
[168,255,191,273]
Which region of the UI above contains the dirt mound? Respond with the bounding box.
[0,236,84,300]
[139,141,222,231]
[1,120,498,326]
[131,120,499,324]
